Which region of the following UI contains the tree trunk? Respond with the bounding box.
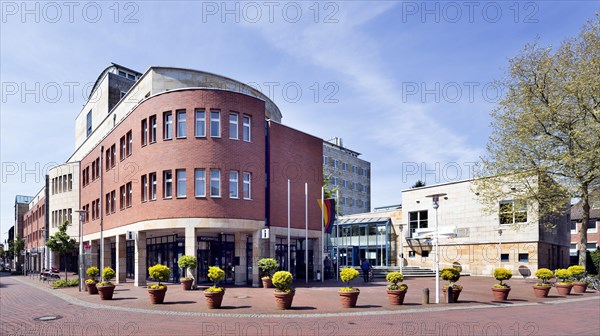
[64,254,68,281]
[578,183,589,269]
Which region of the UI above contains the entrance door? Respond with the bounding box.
[196,234,236,284]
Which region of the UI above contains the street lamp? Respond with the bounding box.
[426,193,447,304]
[74,209,87,292]
[497,228,503,268]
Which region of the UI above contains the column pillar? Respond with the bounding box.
[184,226,197,287]
[134,231,147,287]
[234,232,246,286]
[90,240,100,268]
[116,234,127,283]
[102,238,111,272]
[252,229,262,287]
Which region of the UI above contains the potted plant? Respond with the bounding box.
[385,271,408,305]
[85,266,100,295]
[554,268,573,295]
[97,267,116,300]
[177,255,197,290]
[203,266,225,309]
[148,264,170,304]
[533,268,553,298]
[272,271,295,309]
[338,267,360,308]
[440,267,462,303]
[492,268,512,301]
[257,258,279,288]
[568,265,586,293]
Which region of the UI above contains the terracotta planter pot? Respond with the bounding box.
[555,283,573,295]
[532,285,552,298]
[148,286,168,304]
[97,285,115,300]
[262,278,273,288]
[492,287,511,301]
[204,290,225,309]
[86,282,98,295]
[442,287,462,303]
[274,291,295,310]
[572,281,587,293]
[386,289,407,305]
[180,279,193,291]
[338,290,360,308]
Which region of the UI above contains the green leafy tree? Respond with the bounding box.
[411,180,426,188]
[475,15,600,268]
[46,221,77,280]
[9,237,25,272]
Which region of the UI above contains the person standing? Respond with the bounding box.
[324,256,332,279]
[361,258,372,282]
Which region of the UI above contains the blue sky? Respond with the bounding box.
[1,1,598,241]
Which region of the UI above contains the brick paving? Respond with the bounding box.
[1,273,599,335]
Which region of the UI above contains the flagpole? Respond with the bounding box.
[336,189,339,282]
[305,182,308,284]
[287,179,291,273]
[321,186,324,283]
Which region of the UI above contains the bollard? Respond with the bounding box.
[447,286,453,304]
[422,288,430,304]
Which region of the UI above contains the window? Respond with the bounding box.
[94,159,100,179]
[518,253,529,262]
[570,221,578,233]
[105,148,111,171]
[176,169,186,198]
[141,175,148,202]
[91,200,96,220]
[499,200,527,224]
[149,115,157,143]
[163,170,173,198]
[243,172,251,199]
[408,251,416,258]
[105,193,111,215]
[111,144,116,168]
[243,115,251,141]
[120,185,126,210]
[229,113,238,139]
[63,174,68,191]
[120,135,126,160]
[195,169,206,197]
[92,161,96,180]
[352,166,358,174]
[500,253,509,262]
[210,110,220,137]
[164,112,173,140]
[110,190,116,213]
[126,182,132,207]
[68,174,73,191]
[587,242,598,251]
[195,109,206,137]
[422,251,429,258]
[141,119,148,146]
[126,130,133,156]
[588,219,597,232]
[332,159,339,169]
[176,110,186,138]
[408,210,428,238]
[86,110,92,137]
[323,155,327,165]
[229,171,239,198]
[210,169,221,197]
[342,162,348,171]
[149,173,157,200]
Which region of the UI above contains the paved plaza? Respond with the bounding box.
[1,273,599,335]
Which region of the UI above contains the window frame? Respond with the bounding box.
[242,115,251,142]
[195,109,206,137]
[176,169,187,198]
[194,168,206,198]
[243,172,251,200]
[149,115,157,143]
[163,111,173,140]
[176,110,187,138]
[229,112,239,140]
[229,170,239,199]
[210,110,221,138]
[210,168,221,197]
[163,170,173,199]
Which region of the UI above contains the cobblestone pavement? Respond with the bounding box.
[1,273,598,335]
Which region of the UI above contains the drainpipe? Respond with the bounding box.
[100,146,104,271]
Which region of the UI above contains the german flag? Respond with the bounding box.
[318,199,336,234]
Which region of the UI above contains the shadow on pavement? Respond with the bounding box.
[218,305,252,310]
[162,300,197,305]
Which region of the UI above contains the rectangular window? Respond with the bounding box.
[120,185,126,210]
[105,149,111,171]
[408,210,428,238]
[408,251,416,258]
[141,119,148,146]
[570,221,577,233]
[106,193,111,215]
[587,242,598,251]
[243,172,251,200]
[164,170,173,198]
[195,169,206,197]
[126,182,132,207]
[86,110,92,137]
[518,253,529,262]
[176,110,186,138]
[92,161,96,180]
[141,175,148,202]
[126,130,133,156]
[110,190,116,213]
[229,171,239,198]
[120,135,126,160]
[323,155,327,165]
[176,169,186,198]
[342,162,348,171]
[229,113,238,139]
[149,173,157,200]
[149,115,157,143]
[210,169,221,197]
[422,251,429,258]
[243,115,251,142]
[164,112,173,140]
[499,200,527,225]
[111,144,116,167]
[195,109,206,137]
[210,110,221,137]
[588,219,597,232]
[95,158,100,179]
[59,175,63,192]
[500,253,509,262]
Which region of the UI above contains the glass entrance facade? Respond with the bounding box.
[147,234,185,282]
[196,234,235,284]
[330,217,392,267]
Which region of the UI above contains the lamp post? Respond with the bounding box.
[426,193,447,304]
[399,225,404,274]
[498,228,503,268]
[74,210,86,292]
